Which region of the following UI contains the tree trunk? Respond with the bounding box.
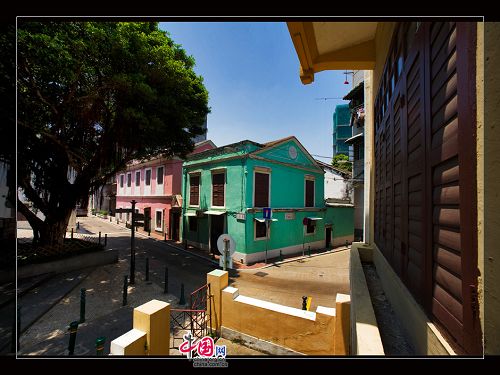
[38,209,73,246]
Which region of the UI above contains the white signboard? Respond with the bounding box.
[285,212,295,220]
[217,234,236,256]
[236,213,246,220]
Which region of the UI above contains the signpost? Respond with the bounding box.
[217,234,235,270]
[263,208,272,263]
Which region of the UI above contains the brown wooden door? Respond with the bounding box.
[374,22,481,354]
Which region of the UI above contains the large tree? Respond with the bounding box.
[17,21,210,245]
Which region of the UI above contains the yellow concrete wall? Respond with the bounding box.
[207,269,229,334]
[110,329,147,356]
[484,21,500,355]
[220,286,344,355]
[133,299,170,355]
[349,243,385,355]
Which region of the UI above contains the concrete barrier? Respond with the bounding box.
[16,249,118,280]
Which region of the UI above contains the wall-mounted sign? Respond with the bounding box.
[236,213,246,220]
[263,207,272,219]
[285,212,295,220]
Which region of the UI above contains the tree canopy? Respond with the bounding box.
[17,21,210,245]
[331,154,352,173]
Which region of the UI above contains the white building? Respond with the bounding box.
[315,159,352,202]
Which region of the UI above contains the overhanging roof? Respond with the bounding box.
[344,133,364,145]
[204,210,226,215]
[287,22,378,84]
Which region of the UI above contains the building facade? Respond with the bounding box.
[115,140,215,241]
[344,73,366,241]
[315,159,353,202]
[288,21,493,355]
[182,136,354,264]
[332,104,352,157]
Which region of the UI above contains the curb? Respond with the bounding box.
[254,247,350,270]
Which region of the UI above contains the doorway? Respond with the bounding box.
[210,214,225,255]
[325,227,332,249]
[171,210,180,242]
[144,207,151,233]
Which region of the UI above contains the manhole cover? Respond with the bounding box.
[254,272,268,277]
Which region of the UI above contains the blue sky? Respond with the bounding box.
[159,22,351,161]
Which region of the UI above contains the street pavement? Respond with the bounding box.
[13,215,351,356]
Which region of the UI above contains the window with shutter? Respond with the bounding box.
[190,175,200,206]
[212,172,225,207]
[135,171,140,187]
[305,179,315,207]
[254,172,270,207]
[374,22,480,354]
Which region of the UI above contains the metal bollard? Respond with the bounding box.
[68,321,79,355]
[279,250,283,262]
[79,288,86,323]
[77,222,80,229]
[148,229,151,236]
[164,233,167,242]
[71,228,74,239]
[145,257,150,283]
[179,283,186,305]
[302,296,308,310]
[98,231,101,245]
[104,234,107,247]
[95,337,105,356]
[122,275,128,306]
[164,267,168,294]
[110,216,112,222]
[308,246,311,256]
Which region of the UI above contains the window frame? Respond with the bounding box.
[253,168,271,208]
[189,172,201,207]
[211,169,226,208]
[254,220,269,241]
[304,175,315,208]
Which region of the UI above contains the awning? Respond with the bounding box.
[344,133,364,145]
[254,218,278,222]
[204,210,226,215]
[307,217,323,221]
[184,212,196,217]
[343,82,364,101]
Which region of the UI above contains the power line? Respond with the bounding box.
[311,154,332,159]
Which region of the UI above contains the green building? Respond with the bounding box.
[181,136,354,265]
[333,104,352,156]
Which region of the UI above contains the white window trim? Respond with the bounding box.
[211,170,226,209]
[134,170,141,195]
[144,167,152,196]
[126,172,132,196]
[119,174,125,194]
[156,165,164,196]
[252,168,271,208]
[304,220,317,236]
[188,172,201,208]
[254,220,270,241]
[304,175,315,208]
[155,209,163,232]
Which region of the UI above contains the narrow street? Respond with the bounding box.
[15,216,350,356]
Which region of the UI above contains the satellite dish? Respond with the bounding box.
[217,234,236,256]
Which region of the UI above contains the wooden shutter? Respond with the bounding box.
[374,22,480,354]
[212,173,225,207]
[255,221,267,238]
[305,180,314,207]
[254,172,269,207]
[190,175,200,206]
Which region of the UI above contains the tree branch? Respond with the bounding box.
[18,176,50,216]
[17,198,44,230]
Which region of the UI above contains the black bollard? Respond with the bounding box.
[68,321,79,355]
[279,250,283,262]
[164,267,168,294]
[308,246,311,256]
[148,229,151,236]
[122,275,128,306]
[145,257,150,283]
[95,337,105,356]
[71,228,74,239]
[164,233,167,242]
[104,234,107,247]
[77,222,80,230]
[79,288,86,323]
[98,231,101,245]
[302,296,307,310]
[179,283,186,305]
[345,240,348,248]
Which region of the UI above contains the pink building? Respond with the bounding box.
[115,140,215,241]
